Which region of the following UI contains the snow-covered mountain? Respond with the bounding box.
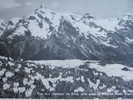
[0,8,133,66]
[0,8,133,99]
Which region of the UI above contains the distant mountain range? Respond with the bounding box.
[0,8,133,66]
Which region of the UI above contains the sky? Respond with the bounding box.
[0,0,133,20]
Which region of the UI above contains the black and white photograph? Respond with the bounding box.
[0,0,133,99]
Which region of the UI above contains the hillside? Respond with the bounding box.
[0,56,133,98]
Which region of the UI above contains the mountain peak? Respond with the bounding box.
[82,13,94,20]
[122,13,133,20]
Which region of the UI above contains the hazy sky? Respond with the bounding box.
[0,0,133,20]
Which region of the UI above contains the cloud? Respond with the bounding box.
[25,2,32,6]
[50,2,59,9]
[0,0,21,9]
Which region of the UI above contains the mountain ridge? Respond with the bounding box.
[0,8,133,66]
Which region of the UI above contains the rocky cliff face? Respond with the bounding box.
[0,8,133,66]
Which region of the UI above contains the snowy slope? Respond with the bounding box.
[0,19,6,36]
[96,18,120,31]
[29,59,87,68]
[89,63,133,81]
[30,59,133,81]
